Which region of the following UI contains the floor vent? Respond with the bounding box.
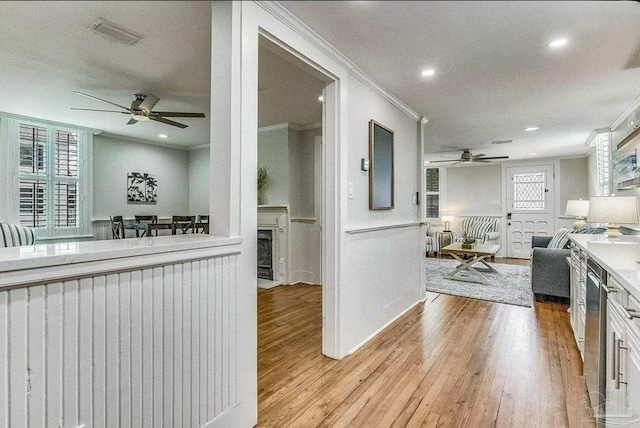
[88,18,144,46]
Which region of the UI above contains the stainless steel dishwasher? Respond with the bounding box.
[584,257,608,426]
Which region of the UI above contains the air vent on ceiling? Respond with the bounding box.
[88,18,143,46]
[491,139,513,145]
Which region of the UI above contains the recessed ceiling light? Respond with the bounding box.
[528,153,538,156]
[159,134,168,138]
[548,38,568,48]
[524,126,539,131]
[421,69,436,77]
[318,95,324,102]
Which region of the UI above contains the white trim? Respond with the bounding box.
[347,298,425,356]
[299,122,322,130]
[0,111,103,135]
[35,234,95,241]
[257,122,290,133]
[256,1,422,121]
[98,132,195,151]
[610,94,640,131]
[188,143,210,151]
[290,217,317,223]
[345,222,421,234]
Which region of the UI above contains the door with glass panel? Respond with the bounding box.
[506,164,555,258]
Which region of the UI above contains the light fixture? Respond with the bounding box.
[421,69,436,77]
[548,38,568,48]
[587,196,639,238]
[565,200,590,230]
[131,114,149,122]
[159,134,168,139]
[318,95,324,102]
[441,215,454,232]
[527,153,538,156]
[524,126,539,131]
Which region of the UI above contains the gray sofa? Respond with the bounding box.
[531,235,570,301]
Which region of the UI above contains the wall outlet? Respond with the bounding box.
[348,182,354,199]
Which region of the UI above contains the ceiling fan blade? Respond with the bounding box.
[150,116,188,129]
[476,156,510,160]
[74,91,131,111]
[139,94,160,112]
[473,159,490,163]
[71,107,129,113]
[151,112,206,118]
[126,118,138,125]
[472,153,486,159]
[427,159,459,163]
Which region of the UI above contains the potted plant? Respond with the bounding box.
[462,237,476,249]
[257,165,271,205]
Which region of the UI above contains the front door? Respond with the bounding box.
[506,164,555,258]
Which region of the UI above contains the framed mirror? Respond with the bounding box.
[369,120,394,210]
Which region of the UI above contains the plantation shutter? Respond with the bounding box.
[18,124,48,228]
[54,130,79,227]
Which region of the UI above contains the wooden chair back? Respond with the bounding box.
[196,215,209,234]
[135,215,158,224]
[110,215,125,239]
[172,215,196,234]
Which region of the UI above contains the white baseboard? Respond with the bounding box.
[346,297,425,356]
[257,278,282,289]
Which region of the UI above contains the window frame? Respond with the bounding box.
[424,166,445,221]
[2,116,92,239]
[595,131,611,197]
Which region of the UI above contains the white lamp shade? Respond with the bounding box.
[441,215,454,222]
[587,196,640,224]
[565,200,590,217]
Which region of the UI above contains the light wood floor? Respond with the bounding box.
[258,271,592,427]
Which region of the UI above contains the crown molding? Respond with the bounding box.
[188,143,210,151]
[610,94,640,131]
[0,111,103,134]
[255,1,423,122]
[98,132,195,151]
[257,122,290,133]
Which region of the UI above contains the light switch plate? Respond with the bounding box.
[348,182,354,199]
[361,158,370,171]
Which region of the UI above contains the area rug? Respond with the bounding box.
[425,258,532,307]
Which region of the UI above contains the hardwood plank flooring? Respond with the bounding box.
[258,267,592,427]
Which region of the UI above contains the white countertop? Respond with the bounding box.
[568,234,640,300]
[0,234,242,274]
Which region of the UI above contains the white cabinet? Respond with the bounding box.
[606,296,640,427]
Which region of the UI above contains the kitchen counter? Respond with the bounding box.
[568,234,640,301]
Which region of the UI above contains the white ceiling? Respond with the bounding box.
[281,1,640,162]
[0,1,322,148]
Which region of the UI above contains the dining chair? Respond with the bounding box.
[110,215,125,239]
[172,215,196,234]
[196,215,209,234]
[134,215,158,237]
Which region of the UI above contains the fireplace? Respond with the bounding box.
[257,229,273,280]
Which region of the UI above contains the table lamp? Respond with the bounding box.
[441,215,454,232]
[587,196,640,238]
[565,199,590,230]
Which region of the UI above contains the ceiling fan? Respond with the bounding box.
[71,91,206,129]
[427,149,509,165]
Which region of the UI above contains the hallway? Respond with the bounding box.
[258,284,592,427]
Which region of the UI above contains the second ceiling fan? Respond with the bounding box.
[72,91,206,129]
[428,149,509,165]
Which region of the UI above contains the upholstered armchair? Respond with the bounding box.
[425,221,439,256]
[451,216,500,245]
[0,223,37,247]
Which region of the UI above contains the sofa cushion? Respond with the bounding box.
[0,223,36,247]
[466,221,495,240]
[548,227,571,249]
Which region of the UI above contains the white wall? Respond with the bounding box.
[0,119,7,222]
[559,157,589,209]
[343,75,422,353]
[189,147,210,215]
[93,135,190,219]
[257,125,289,206]
[446,164,502,219]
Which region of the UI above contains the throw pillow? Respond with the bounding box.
[576,224,606,234]
[467,221,495,240]
[548,227,571,249]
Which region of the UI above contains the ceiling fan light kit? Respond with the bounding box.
[72,91,205,129]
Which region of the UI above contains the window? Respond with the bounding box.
[595,132,611,196]
[3,117,90,238]
[512,172,546,211]
[425,167,442,219]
